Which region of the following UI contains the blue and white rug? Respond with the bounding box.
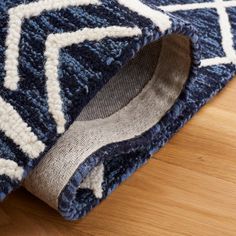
[0,0,235,220]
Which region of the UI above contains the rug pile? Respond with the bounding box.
[0,0,235,220]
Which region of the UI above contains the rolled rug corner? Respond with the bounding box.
[25,31,197,220]
[0,0,235,221]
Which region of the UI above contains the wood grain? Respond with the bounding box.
[0,77,236,236]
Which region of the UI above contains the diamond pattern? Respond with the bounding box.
[160,0,236,66]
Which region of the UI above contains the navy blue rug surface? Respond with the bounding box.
[0,0,235,220]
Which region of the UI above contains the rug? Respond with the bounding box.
[0,0,235,220]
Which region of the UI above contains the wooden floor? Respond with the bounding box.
[1,77,236,236]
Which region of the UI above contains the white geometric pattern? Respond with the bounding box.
[45,26,142,134]
[160,0,236,67]
[0,96,45,158]
[3,0,172,92]
[79,163,104,199]
[4,0,102,91]
[118,0,172,32]
[2,0,172,135]
[0,159,24,181]
[0,1,103,183]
